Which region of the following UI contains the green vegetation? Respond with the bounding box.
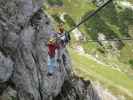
[83,2,133,39]
[69,48,133,99]
[45,0,133,99]
[52,14,63,23]
[45,0,95,22]
[11,96,16,100]
[47,0,63,6]
[129,59,133,69]
[64,14,76,27]
[82,1,133,70]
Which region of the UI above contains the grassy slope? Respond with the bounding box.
[46,0,95,21]
[45,0,96,33]
[69,48,133,99]
[82,1,133,74]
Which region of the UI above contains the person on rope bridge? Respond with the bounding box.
[56,23,71,66]
[47,37,59,76]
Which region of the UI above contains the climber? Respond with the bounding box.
[57,23,71,46]
[56,23,71,66]
[47,37,59,76]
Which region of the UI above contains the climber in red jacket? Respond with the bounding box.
[47,37,59,76]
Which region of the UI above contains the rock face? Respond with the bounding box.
[0,0,101,100]
[54,76,100,100]
[0,52,14,83]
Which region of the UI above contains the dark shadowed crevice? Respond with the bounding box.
[53,76,92,100]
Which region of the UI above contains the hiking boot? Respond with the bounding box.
[47,73,53,76]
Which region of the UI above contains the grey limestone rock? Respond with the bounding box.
[0,0,101,100]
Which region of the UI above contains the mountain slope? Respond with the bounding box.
[45,0,133,99]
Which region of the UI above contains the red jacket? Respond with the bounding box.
[48,43,59,57]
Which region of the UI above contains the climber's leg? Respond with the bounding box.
[47,56,56,75]
[62,54,66,66]
[60,48,67,66]
[57,48,62,63]
[51,56,57,71]
[47,56,52,75]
